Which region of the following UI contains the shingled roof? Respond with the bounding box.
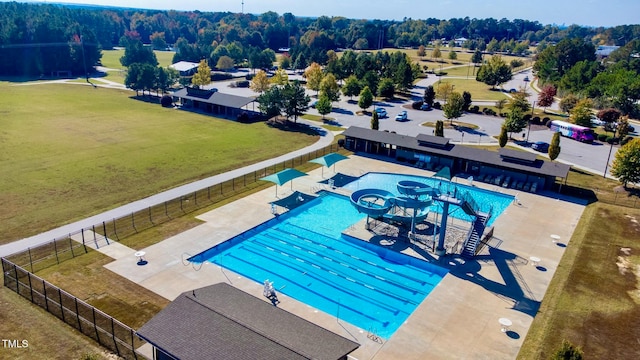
[172,87,255,108]
[137,283,359,360]
[342,126,571,178]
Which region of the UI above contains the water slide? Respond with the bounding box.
[350,185,433,224]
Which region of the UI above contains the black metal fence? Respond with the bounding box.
[4,143,342,273]
[2,258,143,359]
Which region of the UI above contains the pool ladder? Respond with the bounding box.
[367,326,382,343]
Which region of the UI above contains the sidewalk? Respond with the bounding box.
[0,122,336,258]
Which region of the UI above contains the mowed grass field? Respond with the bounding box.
[434,78,509,101]
[0,81,317,243]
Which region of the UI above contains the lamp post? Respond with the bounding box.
[526,101,535,145]
[603,141,614,178]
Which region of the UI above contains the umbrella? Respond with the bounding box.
[309,153,349,176]
[260,168,308,197]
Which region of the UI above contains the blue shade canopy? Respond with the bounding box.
[260,168,308,186]
[432,166,452,181]
[309,153,349,168]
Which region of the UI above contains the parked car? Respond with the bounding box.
[420,103,432,111]
[395,111,408,122]
[532,141,549,152]
[590,116,605,126]
[310,100,318,108]
[524,76,530,82]
[374,108,388,118]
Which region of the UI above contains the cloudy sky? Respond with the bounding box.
[18,0,640,27]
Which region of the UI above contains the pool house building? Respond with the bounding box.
[342,126,571,192]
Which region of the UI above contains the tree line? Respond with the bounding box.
[2,2,640,76]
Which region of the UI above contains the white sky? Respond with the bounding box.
[18,0,640,27]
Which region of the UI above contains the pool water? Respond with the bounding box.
[194,192,448,339]
[343,172,514,226]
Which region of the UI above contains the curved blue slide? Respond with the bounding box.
[350,188,394,218]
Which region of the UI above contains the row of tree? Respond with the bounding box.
[3,2,640,76]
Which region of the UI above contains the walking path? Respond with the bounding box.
[0,124,336,258]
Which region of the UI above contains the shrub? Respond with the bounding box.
[532,116,540,124]
[412,101,424,109]
[524,114,532,121]
[235,80,250,88]
[598,133,608,142]
[499,112,506,117]
[337,138,345,147]
[245,73,255,80]
[543,117,551,126]
[433,102,442,109]
[483,108,496,116]
[236,111,249,123]
[470,105,480,113]
[606,136,615,144]
[160,94,173,107]
[621,136,634,146]
[211,73,233,81]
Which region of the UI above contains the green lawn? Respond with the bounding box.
[99,49,175,69]
[0,82,317,243]
[434,78,509,101]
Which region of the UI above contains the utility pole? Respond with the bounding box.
[526,101,535,144]
[241,0,244,14]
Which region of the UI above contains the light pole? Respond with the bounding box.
[526,101,535,145]
[604,141,614,178]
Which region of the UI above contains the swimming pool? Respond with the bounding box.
[193,191,448,339]
[343,172,514,226]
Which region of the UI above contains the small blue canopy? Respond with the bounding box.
[260,168,308,196]
[309,153,349,175]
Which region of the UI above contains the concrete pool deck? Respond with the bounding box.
[101,155,585,360]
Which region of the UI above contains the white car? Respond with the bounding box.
[395,111,408,121]
[374,108,388,118]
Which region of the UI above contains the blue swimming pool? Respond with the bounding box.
[194,191,448,339]
[343,172,514,226]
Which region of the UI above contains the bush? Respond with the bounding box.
[532,116,540,124]
[606,136,615,144]
[160,94,173,107]
[245,73,255,80]
[211,72,233,81]
[470,105,480,113]
[337,138,345,147]
[433,102,441,109]
[621,136,634,146]
[499,112,506,117]
[483,108,496,116]
[543,117,551,126]
[412,101,424,109]
[524,114,532,121]
[598,133,608,142]
[236,111,249,123]
[235,80,250,88]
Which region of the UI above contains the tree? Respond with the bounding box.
[304,62,324,96]
[442,92,464,124]
[316,94,332,119]
[191,60,211,88]
[495,99,507,115]
[281,80,310,122]
[417,45,426,59]
[537,84,557,110]
[271,68,289,86]
[552,340,583,360]
[508,91,531,114]
[155,67,179,94]
[504,107,528,138]
[370,111,379,130]
[560,94,580,114]
[358,86,374,111]
[471,49,483,64]
[435,120,444,137]
[378,78,395,99]
[257,85,283,117]
[250,70,270,93]
[423,85,436,106]
[216,55,235,72]
[280,56,291,70]
[596,108,622,128]
[570,99,593,127]
[448,51,457,60]
[436,82,455,103]
[462,91,472,111]
[498,126,508,148]
[319,73,340,103]
[432,46,441,62]
[616,116,632,139]
[342,75,361,100]
[611,138,640,188]
[120,39,158,67]
[476,55,512,88]
[549,131,561,161]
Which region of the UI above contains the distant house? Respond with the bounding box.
[137,283,359,360]
[595,45,620,58]
[172,87,259,118]
[454,37,468,47]
[169,61,199,76]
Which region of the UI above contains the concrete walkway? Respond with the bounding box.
[0,123,336,257]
